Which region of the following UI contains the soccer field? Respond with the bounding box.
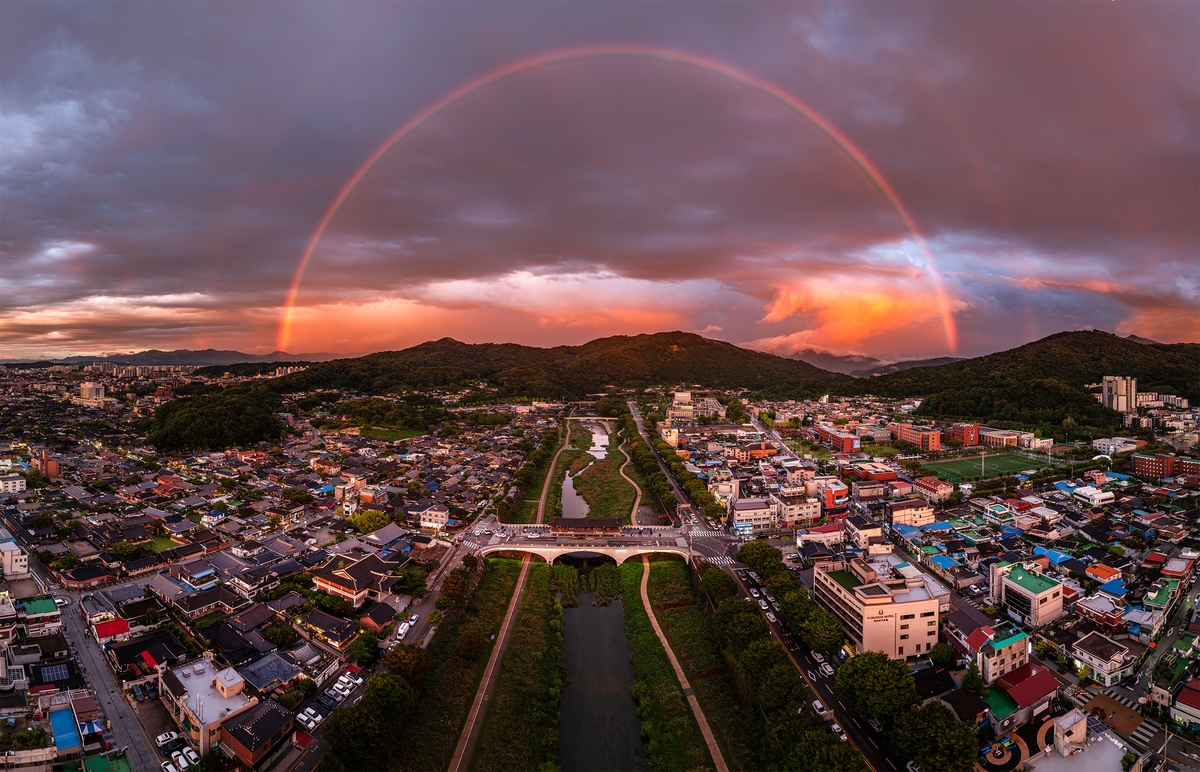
[923,452,1054,481]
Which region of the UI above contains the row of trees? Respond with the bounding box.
[645,427,726,520]
[619,415,679,512]
[494,425,560,522]
[698,551,865,771]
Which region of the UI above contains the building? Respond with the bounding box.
[948,423,980,447]
[1071,486,1114,507]
[1070,631,1134,687]
[0,542,29,579]
[161,655,258,752]
[1132,453,1177,479]
[1171,678,1200,727]
[887,498,936,528]
[1101,376,1137,413]
[0,474,26,494]
[220,699,294,769]
[964,623,1029,685]
[990,563,1064,628]
[79,382,105,401]
[816,425,861,453]
[312,554,401,608]
[979,429,1021,447]
[896,425,942,452]
[730,498,774,535]
[844,515,889,554]
[913,476,954,504]
[812,557,940,659]
[770,491,821,528]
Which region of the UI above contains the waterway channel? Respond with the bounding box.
[557,588,648,772]
[561,421,611,519]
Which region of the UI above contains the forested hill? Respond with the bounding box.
[271,332,851,398]
[838,331,1200,434]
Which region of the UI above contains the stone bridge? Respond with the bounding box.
[476,540,694,565]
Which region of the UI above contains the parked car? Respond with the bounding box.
[316,696,338,711]
[811,700,828,718]
[830,723,848,742]
[765,612,777,623]
[131,684,145,702]
[171,751,190,770]
[161,739,186,756]
[182,748,200,767]
[398,622,410,639]
[146,682,159,699]
[343,670,364,686]
[325,688,345,702]
[298,715,316,731]
[161,763,180,772]
[333,682,353,697]
[820,663,835,677]
[155,732,178,747]
[303,707,324,724]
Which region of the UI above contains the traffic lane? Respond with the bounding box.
[730,572,888,772]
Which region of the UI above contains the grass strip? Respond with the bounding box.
[647,558,761,771]
[394,558,522,772]
[619,561,713,772]
[573,426,638,522]
[471,563,566,772]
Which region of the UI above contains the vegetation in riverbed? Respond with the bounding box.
[588,563,621,605]
[390,558,522,772]
[471,563,566,772]
[619,561,714,771]
[551,564,582,607]
[573,423,639,522]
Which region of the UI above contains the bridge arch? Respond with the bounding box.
[476,543,693,566]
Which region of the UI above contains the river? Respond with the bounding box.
[557,589,648,772]
[561,420,612,519]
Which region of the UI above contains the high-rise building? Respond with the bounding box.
[79,382,105,401]
[812,557,940,659]
[1101,376,1137,413]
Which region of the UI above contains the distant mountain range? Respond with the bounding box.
[0,349,339,368]
[787,348,963,377]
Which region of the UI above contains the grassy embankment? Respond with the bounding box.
[514,420,570,524]
[573,422,640,523]
[471,563,566,772]
[619,561,715,772]
[617,423,664,516]
[544,421,593,519]
[394,558,522,772]
[646,558,760,770]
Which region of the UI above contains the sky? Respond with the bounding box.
[2,2,1198,363]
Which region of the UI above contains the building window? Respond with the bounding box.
[901,624,909,630]
[899,647,904,655]
[928,621,935,626]
[927,630,935,635]
[901,614,915,620]
[921,611,936,617]
[900,634,909,640]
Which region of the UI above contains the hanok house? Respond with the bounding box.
[296,609,359,654]
[59,565,110,590]
[312,554,402,608]
[220,698,294,769]
[549,517,622,534]
[358,603,396,635]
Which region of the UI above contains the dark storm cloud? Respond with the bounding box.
[1,1,1196,359]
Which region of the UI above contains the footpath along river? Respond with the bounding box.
[557,587,648,772]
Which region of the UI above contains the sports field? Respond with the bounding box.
[922,452,1055,481]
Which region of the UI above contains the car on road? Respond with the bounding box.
[409,613,419,625]
[155,732,179,747]
[765,611,777,623]
[867,718,883,732]
[812,652,826,664]
[811,700,828,718]
[749,588,760,597]
[830,723,848,742]
[820,663,835,677]
[325,687,345,702]
[54,597,68,607]
[758,599,769,610]
[765,593,776,603]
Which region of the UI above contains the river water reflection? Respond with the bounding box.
[558,589,647,772]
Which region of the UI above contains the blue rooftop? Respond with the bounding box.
[49,707,80,752]
[922,521,954,532]
[929,555,960,570]
[1033,546,1072,565]
[1100,579,1128,597]
[893,524,922,539]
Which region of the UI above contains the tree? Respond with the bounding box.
[321,704,387,770]
[382,643,432,689]
[461,553,479,571]
[715,598,771,655]
[835,652,918,724]
[699,566,736,601]
[929,642,956,668]
[427,609,442,626]
[439,566,470,601]
[894,702,978,772]
[962,661,986,696]
[759,663,803,714]
[799,607,846,655]
[736,541,787,579]
[361,671,416,718]
[314,754,341,772]
[349,633,380,666]
[740,638,789,699]
[457,626,488,659]
[349,509,389,534]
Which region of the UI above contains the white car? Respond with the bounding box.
[171,751,190,770]
[155,732,179,747]
[333,682,353,697]
[749,588,760,598]
[182,748,200,767]
[811,700,828,718]
[398,622,410,639]
[830,723,848,742]
[298,715,316,731]
[765,612,777,623]
[161,764,180,772]
[54,597,68,607]
[812,652,826,664]
[343,670,364,685]
[820,663,835,677]
[758,599,769,610]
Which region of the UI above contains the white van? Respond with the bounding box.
[398,622,410,640]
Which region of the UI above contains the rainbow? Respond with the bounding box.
[278,45,958,353]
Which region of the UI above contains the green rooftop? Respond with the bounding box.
[21,597,59,615]
[828,570,861,592]
[83,755,133,772]
[1005,566,1059,596]
[982,686,1018,719]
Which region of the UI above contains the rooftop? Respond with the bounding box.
[167,659,253,726]
[1005,565,1059,596]
[827,569,860,592]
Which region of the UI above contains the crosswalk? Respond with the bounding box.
[689,528,726,538]
[1101,689,1162,745]
[704,556,735,566]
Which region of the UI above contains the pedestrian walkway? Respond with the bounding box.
[703,555,735,566]
[640,555,729,772]
[1102,688,1142,710]
[1131,717,1162,745]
